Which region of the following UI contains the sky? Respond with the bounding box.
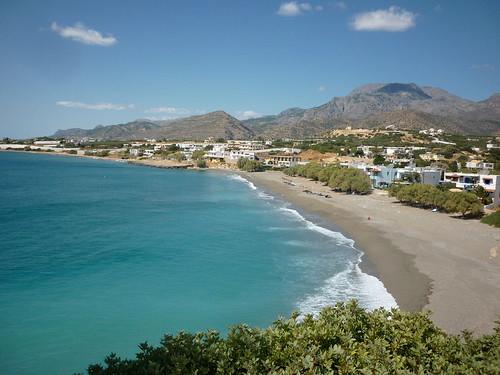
[0,0,499,138]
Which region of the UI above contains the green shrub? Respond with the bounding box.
[284,164,371,194]
[192,150,205,160]
[389,184,483,217]
[328,168,372,194]
[196,159,207,168]
[84,301,500,375]
[237,158,263,172]
[481,211,500,228]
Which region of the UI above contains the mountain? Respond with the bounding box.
[53,83,500,140]
[54,111,254,141]
[242,83,500,137]
[154,111,254,140]
[54,120,162,140]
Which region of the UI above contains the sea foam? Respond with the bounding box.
[278,208,397,314]
[228,174,257,190]
[229,171,397,314]
[279,207,355,248]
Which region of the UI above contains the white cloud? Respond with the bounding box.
[471,64,495,72]
[277,2,321,16]
[51,22,117,46]
[318,85,327,92]
[351,6,416,32]
[56,101,133,110]
[145,107,191,115]
[334,2,346,10]
[236,110,263,120]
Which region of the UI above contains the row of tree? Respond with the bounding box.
[237,157,264,172]
[284,163,372,194]
[389,184,483,217]
[85,301,500,374]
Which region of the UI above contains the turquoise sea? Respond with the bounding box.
[0,152,396,374]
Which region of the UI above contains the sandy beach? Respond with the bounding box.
[244,170,500,335]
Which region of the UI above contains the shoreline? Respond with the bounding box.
[240,171,431,313]
[4,151,500,334]
[243,171,500,335]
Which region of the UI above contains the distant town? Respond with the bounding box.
[2,126,499,211]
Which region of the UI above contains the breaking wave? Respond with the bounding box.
[228,174,257,190]
[230,172,397,314]
[277,207,397,314]
[278,207,355,248]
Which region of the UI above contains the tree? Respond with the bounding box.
[196,159,207,168]
[473,186,492,205]
[415,158,430,167]
[170,152,185,162]
[373,155,385,165]
[237,158,263,172]
[444,192,482,217]
[167,144,180,152]
[448,161,459,172]
[328,168,372,194]
[192,150,205,160]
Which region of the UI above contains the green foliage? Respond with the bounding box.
[373,154,385,165]
[389,184,483,217]
[191,150,205,160]
[437,182,456,191]
[415,158,430,167]
[441,146,458,159]
[196,159,207,168]
[448,161,459,172]
[328,168,372,194]
[481,211,500,228]
[285,164,371,194]
[167,144,180,152]
[85,301,500,375]
[167,152,185,162]
[237,158,263,172]
[473,186,493,205]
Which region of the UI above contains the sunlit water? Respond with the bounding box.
[0,152,395,374]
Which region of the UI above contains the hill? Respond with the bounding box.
[54,111,253,141]
[242,83,500,137]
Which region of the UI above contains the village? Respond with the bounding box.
[1,127,499,209]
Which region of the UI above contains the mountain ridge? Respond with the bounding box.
[54,111,254,141]
[53,83,500,140]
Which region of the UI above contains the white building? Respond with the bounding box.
[264,155,301,168]
[33,140,62,147]
[465,161,494,171]
[228,150,256,161]
[443,172,500,207]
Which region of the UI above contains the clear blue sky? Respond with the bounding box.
[0,0,499,138]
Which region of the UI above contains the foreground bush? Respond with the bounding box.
[84,301,500,374]
[481,211,500,228]
[389,184,483,217]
